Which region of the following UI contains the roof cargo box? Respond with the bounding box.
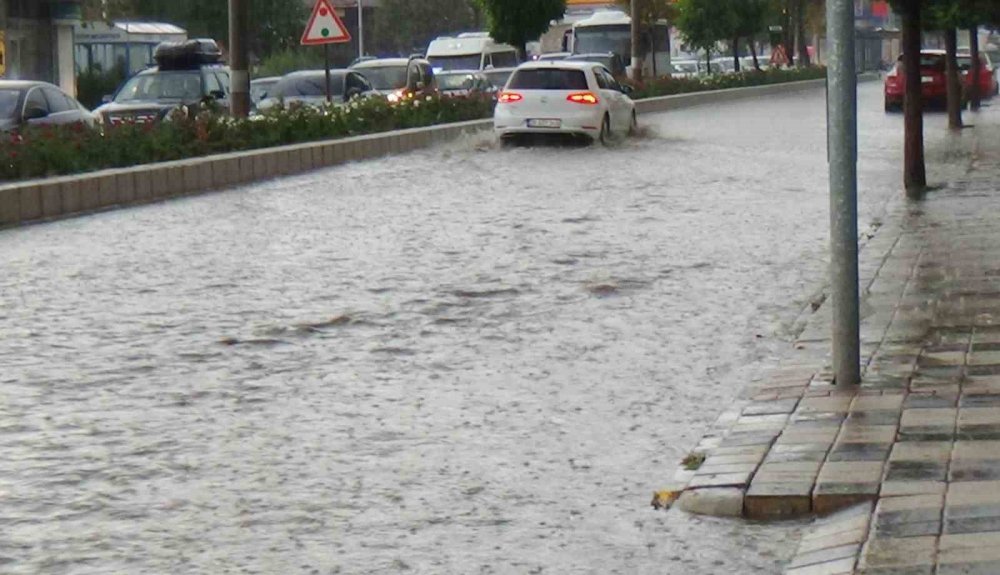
[154,39,222,69]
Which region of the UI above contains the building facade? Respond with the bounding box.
[0,0,80,94]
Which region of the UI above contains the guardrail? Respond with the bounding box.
[0,78,832,229]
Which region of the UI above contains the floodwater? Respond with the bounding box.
[0,82,955,573]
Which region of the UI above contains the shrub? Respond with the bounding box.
[632,66,827,99]
[0,94,495,182]
[76,62,128,110]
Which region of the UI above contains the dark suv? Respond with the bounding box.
[94,39,230,125]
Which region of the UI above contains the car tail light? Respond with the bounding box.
[498,92,523,103]
[567,92,599,105]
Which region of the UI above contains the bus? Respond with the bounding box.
[568,11,672,78]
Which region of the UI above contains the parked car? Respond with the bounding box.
[957,53,999,97]
[482,67,516,91]
[493,61,636,144]
[0,81,95,131]
[884,50,995,112]
[256,70,374,111]
[565,52,627,78]
[435,70,496,98]
[350,56,436,102]
[534,52,571,62]
[249,76,280,108]
[94,39,230,125]
[671,60,701,78]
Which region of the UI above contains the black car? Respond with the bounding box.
[256,70,374,111]
[94,39,230,125]
[0,81,95,131]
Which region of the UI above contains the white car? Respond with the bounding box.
[493,60,636,144]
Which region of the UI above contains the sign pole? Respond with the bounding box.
[325,43,332,103]
[302,0,352,96]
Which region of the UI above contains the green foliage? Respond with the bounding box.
[475,0,566,54]
[89,0,309,60]
[735,0,770,39]
[76,62,128,110]
[674,0,735,56]
[256,48,326,79]
[633,65,827,98]
[614,0,677,28]
[374,0,482,55]
[0,95,496,182]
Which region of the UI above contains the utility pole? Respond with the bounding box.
[826,0,860,387]
[358,0,365,60]
[630,0,642,82]
[229,0,251,118]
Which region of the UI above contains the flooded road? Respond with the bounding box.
[0,82,943,573]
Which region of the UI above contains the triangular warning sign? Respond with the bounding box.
[301,0,351,45]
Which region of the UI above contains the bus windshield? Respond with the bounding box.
[573,24,630,56]
[428,55,482,71]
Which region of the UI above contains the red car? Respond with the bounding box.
[884,50,996,111]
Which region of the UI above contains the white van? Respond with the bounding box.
[425,32,520,72]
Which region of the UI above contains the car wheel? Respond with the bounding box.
[599,115,611,145]
[884,99,900,113]
[628,111,638,136]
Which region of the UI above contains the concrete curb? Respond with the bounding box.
[0,77,837,229]
[0,119,491,229]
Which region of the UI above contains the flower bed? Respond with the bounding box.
[632,66,827,99]
[0,95,494,182]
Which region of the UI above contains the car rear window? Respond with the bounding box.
[919,55,945,69]
[508,69,588,90]
[277,74,345,97]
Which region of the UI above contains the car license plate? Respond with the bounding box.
[527,119,561,129]
[921,76,934,83]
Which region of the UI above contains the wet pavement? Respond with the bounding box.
[671,90,1000,574]
[0,82,943,574]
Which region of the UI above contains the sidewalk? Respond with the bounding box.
[669,111,1000,574]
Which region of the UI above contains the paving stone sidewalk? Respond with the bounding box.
[669,130,1000,574]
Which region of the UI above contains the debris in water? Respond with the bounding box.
[681,452,706,470]
[651,489,681,510]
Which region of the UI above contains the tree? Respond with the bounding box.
[615,0,677,76]
[85,0,307,61]
[733,0,768,71]
[374,0,481,56]
[889,0,927,195]
[675,0,734,72]
[475,0,566,57]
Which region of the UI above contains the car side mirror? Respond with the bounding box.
[102,94,113,104]
[620,84,634,95]
[24,107,49,121]
[416,81,426,90]
[210,90,226,100]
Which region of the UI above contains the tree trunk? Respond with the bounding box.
[796,0,810,67]
[751,40,761,71]
[784,0,795,67]
[733,36,740,72]
[901,0,926,196]
[944,28,963,130]
[706,49,711,75]
[970,25,981,111]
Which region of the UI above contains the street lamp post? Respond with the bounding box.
[358,0,364,60]
[826,0,860,387]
